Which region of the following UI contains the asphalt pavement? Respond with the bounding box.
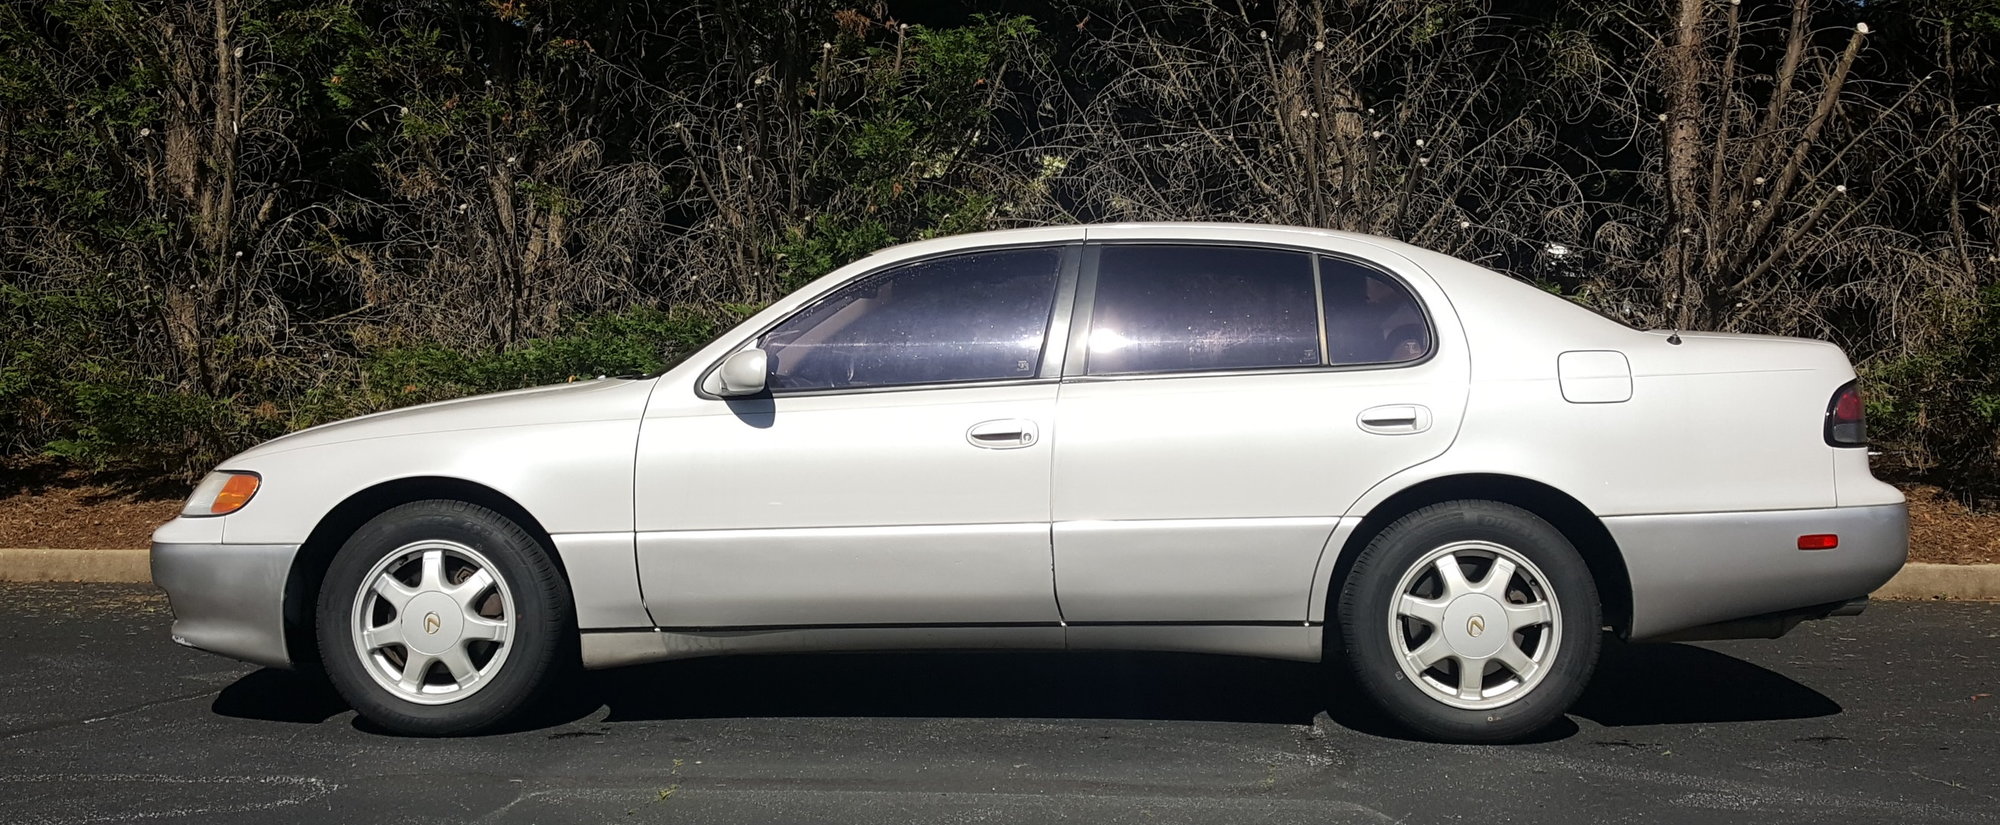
[1,582,1995,824]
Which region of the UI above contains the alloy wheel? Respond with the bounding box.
[348,540,517,705]
[1386,540,1562,711]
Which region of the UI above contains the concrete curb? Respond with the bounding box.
[1871,562,2000,601]
[0,550,1996,600]
[0,548,151,583]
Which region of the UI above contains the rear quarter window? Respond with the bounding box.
[1320,255,1431,365]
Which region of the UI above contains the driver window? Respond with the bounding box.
[758,248,1063,392]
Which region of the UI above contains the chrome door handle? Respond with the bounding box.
[1358,404,1432,435]
[967,419,1039,449]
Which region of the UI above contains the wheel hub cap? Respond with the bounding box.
[1441,594,1505,659]
[399,592,463,656]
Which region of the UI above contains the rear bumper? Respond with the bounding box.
[1610,503,1908,641]
[151,541,300,669]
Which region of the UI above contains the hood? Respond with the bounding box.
[229,378,659,462]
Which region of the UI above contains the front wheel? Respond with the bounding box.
[1336,500,1601,743]
[316,500,572,735]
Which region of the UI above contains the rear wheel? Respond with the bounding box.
[316,500,571,735]
[1336,500,1601,743]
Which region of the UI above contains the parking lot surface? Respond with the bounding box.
[0,582,1995,824]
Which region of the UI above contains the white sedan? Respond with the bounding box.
[151,223,1907,743]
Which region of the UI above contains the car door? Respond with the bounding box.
[633,245,1077,628]
[1051,240,1469,625]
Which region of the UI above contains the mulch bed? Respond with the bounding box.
[1904,484,2000,565]
[0,463,183,549]
[1,463,1995,564]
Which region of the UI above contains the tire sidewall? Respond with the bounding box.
[1338,501,1601,743]
[316,501,569,735]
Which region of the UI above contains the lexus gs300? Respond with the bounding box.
[151,223,1907,742]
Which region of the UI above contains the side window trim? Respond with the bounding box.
[696,242,1082,399]
[1037,245,1084,380]
[1062,240,1436,382]
[1311,254,1331,366]
[1060,244,1102,379]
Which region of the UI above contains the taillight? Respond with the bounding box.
[1824,381,1866,447]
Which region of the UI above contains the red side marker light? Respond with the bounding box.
[1798,534,1839,550]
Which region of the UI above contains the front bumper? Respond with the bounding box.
[1610,502,1908,641]
[151,541,301,669]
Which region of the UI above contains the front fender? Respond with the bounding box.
[214,418,643,546]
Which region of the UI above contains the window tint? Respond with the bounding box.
[1085,245,1319,375]
[759,248,1061,392]
[1320,256,1430,365]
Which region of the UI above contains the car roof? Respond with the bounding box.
[857,222,1637,343]
[864,222,1402,260]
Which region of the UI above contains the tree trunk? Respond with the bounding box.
[1661,0,1706,329]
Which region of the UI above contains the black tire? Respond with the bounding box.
[315,500,572,736]
[1336,500,1601,744]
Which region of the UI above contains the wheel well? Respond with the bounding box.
[281,477,572,671]
[1326,474,1633,637]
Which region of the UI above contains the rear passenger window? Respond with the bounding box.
[1086,245,1319,375]
[1320,256,1430,365]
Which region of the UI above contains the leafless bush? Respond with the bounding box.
[1028,0,1594,259]
[1020,0,1996,357]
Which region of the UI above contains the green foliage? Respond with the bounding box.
[42,378,250,475]
[0,297,725,478]
[760,14,1038,285]
[1408,0,1475,44]
[1933,0,2000,34]
[1864,286,2000,501]
[322,18,453,113]
[772,217,898,288]
[359,306,722,406]
[0,276,263,475]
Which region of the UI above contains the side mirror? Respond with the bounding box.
[716,348,769,396]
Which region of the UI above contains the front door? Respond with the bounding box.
[634,246,1075,628]
[1051,242,1469,624]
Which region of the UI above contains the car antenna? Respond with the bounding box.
[1666,329,1682,345]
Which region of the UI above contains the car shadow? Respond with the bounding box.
[1570,637,1842,727]
[586,651,1330,726]
[211,668,349,724]
[211,634,1840,740]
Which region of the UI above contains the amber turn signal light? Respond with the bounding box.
[181,471,262,517]
[212,474,260,515]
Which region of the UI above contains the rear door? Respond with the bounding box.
[1051,240,1469,624]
